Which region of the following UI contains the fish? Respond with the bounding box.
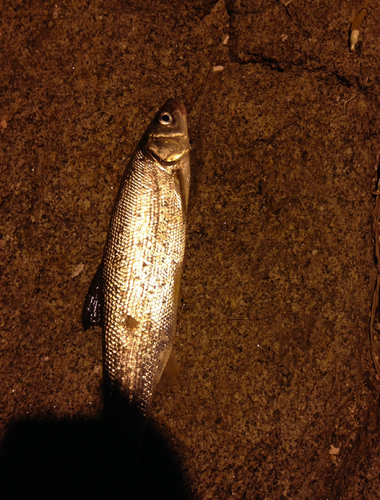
[82,98,190,455]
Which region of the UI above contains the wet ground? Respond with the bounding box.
[1,1,380,498]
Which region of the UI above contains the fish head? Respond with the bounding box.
[146,98,190,164]
[145,98,190,212]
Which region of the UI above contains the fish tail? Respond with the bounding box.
[103,387,146,490]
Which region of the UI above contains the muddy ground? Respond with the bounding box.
[1,1,380,498]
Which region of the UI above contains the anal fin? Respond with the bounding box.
[156,351,180,394]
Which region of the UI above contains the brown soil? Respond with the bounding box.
[1,1,380,498]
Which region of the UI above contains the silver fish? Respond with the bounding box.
[83,99,190,424]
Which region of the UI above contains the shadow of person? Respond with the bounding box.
[0,415,192,500]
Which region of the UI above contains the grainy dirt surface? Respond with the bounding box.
[1,1,380,499]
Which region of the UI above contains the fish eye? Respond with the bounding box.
[158,112,173,125]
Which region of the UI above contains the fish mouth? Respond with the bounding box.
[175,100,187,117]
[164,98,187,118]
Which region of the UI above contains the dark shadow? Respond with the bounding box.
[0,415,192,500]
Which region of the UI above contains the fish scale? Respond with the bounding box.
[102,148,186,414]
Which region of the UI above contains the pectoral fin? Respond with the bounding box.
[82,262,104,330]
[178,154,190,214]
